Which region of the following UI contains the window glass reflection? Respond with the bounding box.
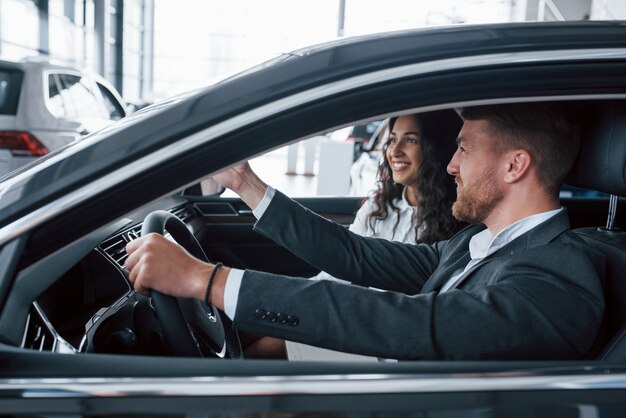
[47,74,67,119]
[0,73,11,110]
[58,74,105,119]
[97,83,125,120]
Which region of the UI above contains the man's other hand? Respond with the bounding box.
[212,162,268,210]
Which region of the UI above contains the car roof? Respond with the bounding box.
[0,57,85,72]
[0,21,625,248]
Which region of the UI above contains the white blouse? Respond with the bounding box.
[349,188,419,244]
[313,188,419,282]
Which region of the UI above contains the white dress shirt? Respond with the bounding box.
[223,186,562,318]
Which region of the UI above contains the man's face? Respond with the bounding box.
[447,120,505,224]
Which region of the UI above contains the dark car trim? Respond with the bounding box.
[1,371,626,398]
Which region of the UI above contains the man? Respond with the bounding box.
[125,103,605,360]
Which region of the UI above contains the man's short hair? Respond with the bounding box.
[457,102,582,195]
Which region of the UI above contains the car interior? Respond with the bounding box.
[3,98,626,364]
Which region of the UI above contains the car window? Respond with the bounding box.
[234,123,606,201]
[0,68,23,115]
[560,185,607,198]
[47,74,68,119]
[57,74,107,120]
[96,82,125,120]
[220,121,387,199]
[221,133,377,199]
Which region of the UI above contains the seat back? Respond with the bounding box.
[574,228,626,360]
[568,101,626,360]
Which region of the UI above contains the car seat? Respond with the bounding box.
[567,101,626,360]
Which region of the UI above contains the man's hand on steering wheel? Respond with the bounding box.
[125,233,228,309]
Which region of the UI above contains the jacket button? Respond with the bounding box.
[266,311,276,322]
[254,309,266,319]
[277,313,287,324]
[287,315,299,326]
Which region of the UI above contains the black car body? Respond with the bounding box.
[0,21,626,417]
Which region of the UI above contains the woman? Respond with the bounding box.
[356,110,463,243]
[314,110,464,283]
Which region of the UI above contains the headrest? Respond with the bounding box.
[567,101,626,196]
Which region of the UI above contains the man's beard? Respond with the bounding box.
[452,167,503,224]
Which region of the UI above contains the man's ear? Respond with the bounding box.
[503,150,532,183]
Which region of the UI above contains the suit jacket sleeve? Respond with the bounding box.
[253,190,442,294]
[236,191,605,360]
[234,244,604,360]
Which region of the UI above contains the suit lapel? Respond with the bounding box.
[447,233,534,290]
[421,251,471,293]
[422,209,572,293]
[521,208,571,247]
[444,257,495,291]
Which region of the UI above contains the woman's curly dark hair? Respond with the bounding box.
[367,110,464,244]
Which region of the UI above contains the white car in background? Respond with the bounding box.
[0,58,127,176]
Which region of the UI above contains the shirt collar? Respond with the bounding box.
[397,187,416,211]
[468,208,563,260]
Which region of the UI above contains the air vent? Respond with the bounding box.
[171,205,194,223]
[99,224,142,268]
[22,307,55,351]
[99,209,192,269]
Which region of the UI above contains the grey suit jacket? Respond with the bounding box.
[234,191,606,360]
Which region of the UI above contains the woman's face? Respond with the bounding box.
[385,115,422,186]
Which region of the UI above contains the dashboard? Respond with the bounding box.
[22,203,197,355]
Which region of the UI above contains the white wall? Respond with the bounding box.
[152,0,339,99]
[512,0,591,21]
[591,0,626,19]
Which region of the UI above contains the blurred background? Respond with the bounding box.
[1,0,624,104]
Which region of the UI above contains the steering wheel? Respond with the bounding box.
[141,210,243,358]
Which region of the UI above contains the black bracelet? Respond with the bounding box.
[204,262,223,307]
